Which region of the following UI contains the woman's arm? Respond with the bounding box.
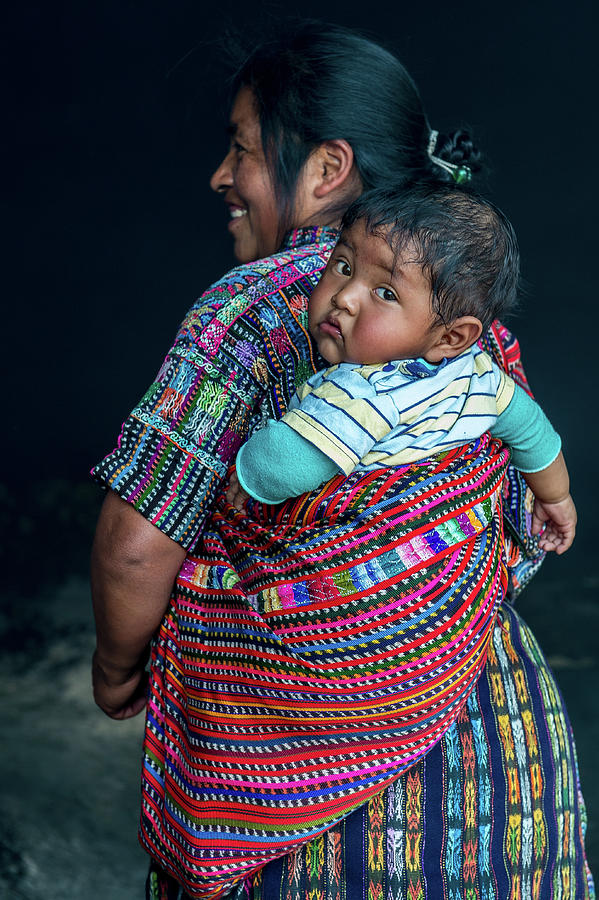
[91,490,186,719]
[90,288,271,719]
[90,293,269,718]
[90,242,335,717]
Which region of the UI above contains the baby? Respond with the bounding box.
[226,184,576,554]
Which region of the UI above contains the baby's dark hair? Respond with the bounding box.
[342,184,519,333]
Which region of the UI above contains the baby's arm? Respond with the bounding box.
[227,364,397,509]
[226,419,340,509]
[522,452,576,554]
[491,384,576,553]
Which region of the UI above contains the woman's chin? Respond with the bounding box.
[227,217,255,263]
[230,233,254,263]
[232,242,254,264]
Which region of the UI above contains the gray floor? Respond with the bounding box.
[1,570,597,900]
[1,578,149,899]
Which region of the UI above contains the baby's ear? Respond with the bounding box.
[425,316,483,362]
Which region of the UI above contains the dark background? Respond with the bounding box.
[2,1,598,897]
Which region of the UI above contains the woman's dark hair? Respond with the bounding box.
[229,21,482,236]
[342,184,519,333]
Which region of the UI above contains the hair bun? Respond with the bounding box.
[428,128,483,183]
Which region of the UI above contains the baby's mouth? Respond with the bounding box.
[319,317,343,339]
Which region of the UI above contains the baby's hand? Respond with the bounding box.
[226,471,251,511]
[531,494,577,554]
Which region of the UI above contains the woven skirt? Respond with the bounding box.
[146,603,594,900]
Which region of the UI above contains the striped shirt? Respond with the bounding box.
[283,345,515,474]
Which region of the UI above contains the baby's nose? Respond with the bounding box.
[332,284,358,313]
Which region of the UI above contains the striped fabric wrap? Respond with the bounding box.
[139,431,511,899]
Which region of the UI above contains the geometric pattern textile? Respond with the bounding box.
[140,433,511,898]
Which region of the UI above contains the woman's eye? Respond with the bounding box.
[332,259,351,276]
[375,287,398,303]
[232,140,247,154]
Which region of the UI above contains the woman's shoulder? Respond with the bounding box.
[170,229,337,363]
[201,227,338,309]
[177,229,338,353]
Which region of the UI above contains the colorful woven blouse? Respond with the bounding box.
[92,226,339,548]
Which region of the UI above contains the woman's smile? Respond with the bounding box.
[210,87,280,263]
[226,202,248,234]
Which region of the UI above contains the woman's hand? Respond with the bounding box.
[531,494,577,554]
[92,651,149,719]
[226,472,251,510]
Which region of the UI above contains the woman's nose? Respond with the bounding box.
[209,149,234,193]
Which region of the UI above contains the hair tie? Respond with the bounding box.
[427,129,472,185]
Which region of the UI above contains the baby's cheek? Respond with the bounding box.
[356,319,384,358]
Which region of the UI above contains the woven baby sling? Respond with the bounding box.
[138,431,511,899]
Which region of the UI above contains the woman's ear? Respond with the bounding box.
[424,316,483,363]
[295,140,361,227]
[310,140,357,198]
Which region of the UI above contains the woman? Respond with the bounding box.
[91,22,593,900]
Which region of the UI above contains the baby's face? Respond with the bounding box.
[309,221,445,366]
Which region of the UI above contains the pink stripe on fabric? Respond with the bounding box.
[126,436,169,502]
[271,550,459,633]
[278,595,495,673]
[202,554,501,679]
[152,455,193,524]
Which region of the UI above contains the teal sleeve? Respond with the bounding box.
[491,384,562,473]
[236,419,341,504]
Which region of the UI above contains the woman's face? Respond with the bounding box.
[210,87,280,263]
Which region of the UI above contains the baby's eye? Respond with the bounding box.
[374,287,398,303]
[332,258,352,277]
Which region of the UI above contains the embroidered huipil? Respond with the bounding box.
[91,227,338,547]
